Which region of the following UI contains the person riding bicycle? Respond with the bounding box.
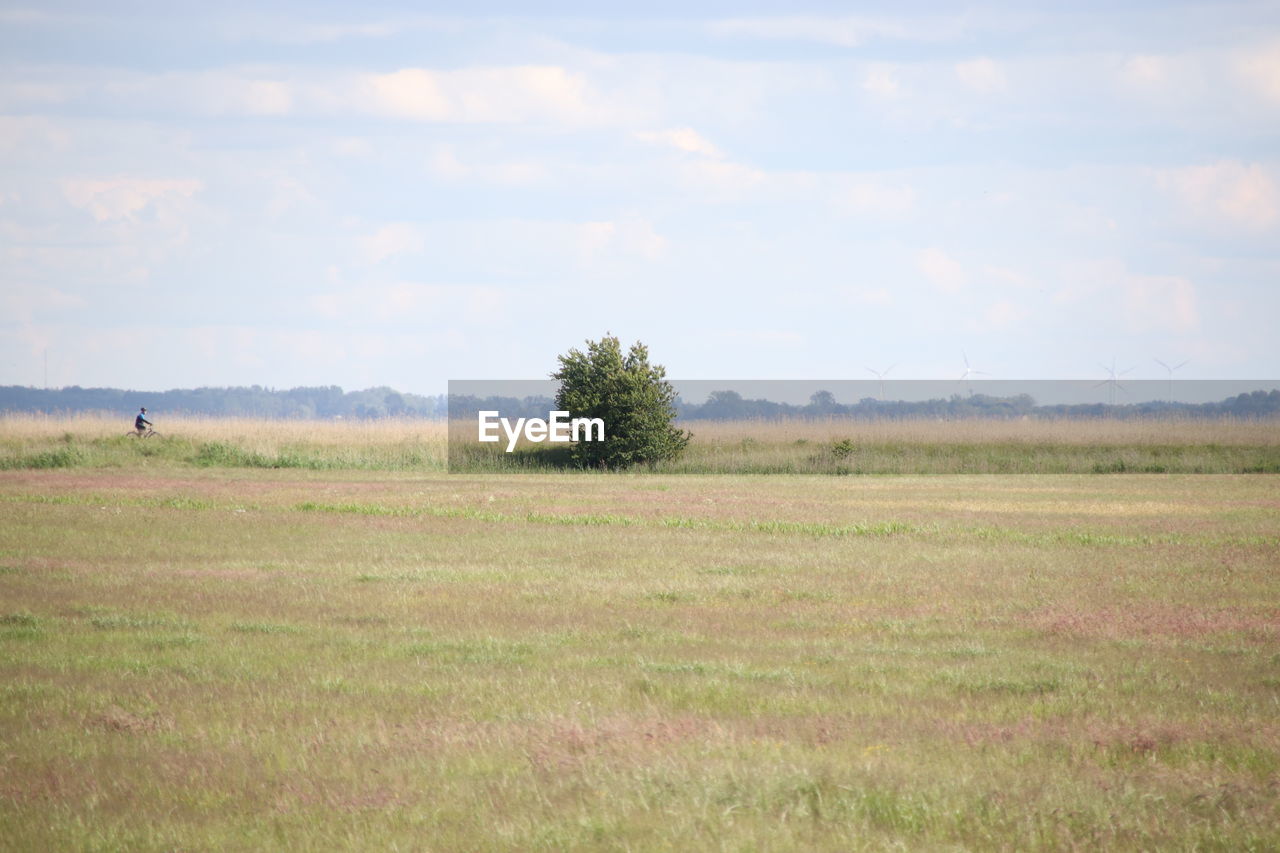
[135,408,152,433]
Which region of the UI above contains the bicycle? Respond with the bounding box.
[125,428,160,439]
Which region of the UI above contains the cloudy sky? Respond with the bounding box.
[2,1,1277,393]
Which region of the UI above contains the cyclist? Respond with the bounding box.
[134,407,153,434]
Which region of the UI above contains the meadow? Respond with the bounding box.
[3,413,1278,475]
[1,416,1278,849]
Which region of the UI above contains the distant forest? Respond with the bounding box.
[0,385,446,420]
[455,388,1280,420]
[4,385,1279,421]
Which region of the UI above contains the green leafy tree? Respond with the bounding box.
[552,335,690,469]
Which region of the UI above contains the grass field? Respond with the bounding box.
[458,417,1280,474]
[2,418,1279,849]
[3,413,1279,474]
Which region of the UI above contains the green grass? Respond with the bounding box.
[456,436,1280,474]
[1,467,1278,849]
[0,433,444,472]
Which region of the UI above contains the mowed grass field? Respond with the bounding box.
[1,418,1279,849]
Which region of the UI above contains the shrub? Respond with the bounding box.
[552,335,690,469]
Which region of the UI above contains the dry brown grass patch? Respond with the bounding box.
[89,706,174,735]
[685,416,1280,447]
[1027,603,1280,641]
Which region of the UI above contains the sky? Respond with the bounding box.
[1,1,1278,394]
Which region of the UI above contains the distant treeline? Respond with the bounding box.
[0,385,446,419]
[451,389,1280,421]
[5,385,1279,421]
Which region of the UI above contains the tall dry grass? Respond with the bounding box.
[681,416,1280,447]
[0,414,450,472]
[3,414,1277,473]
[0,413,448,446]
[5,413,1274,447]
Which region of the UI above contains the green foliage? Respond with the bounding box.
[0,446,84,470]
[552,335,689,469]
[831,438,856,459]
[193,442,338,470]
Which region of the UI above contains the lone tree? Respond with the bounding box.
[552,335,689,469]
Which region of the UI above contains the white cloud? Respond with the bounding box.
[1114,52,1211,106]
[241,79,293,115]
[577,217,667,264]
[2,63,625,127]
[982,266,1039,292]
[61,177,202,222]
[667,152,914,216]
[635,127,722,158]
[263,174,315,219]
[427,145,549,186]
[333,217,671,282]
[1052,260,1200,335]
[1155,161,1279,231]
[0,283,86,323]
[717,329,805,347]
[843,286,893,306]
[218,13,463,46]
[364,69,449,120]
[839,179,915,217]
[1234,40,1280,103]
[0,78,75,107]
[1122,275,1199,333]
[955,58,1007,93]
[0,116,72,154]
[428,146,469,180]
[3,234,150,288]
[486,162,547,186]
[917,248,968,293]
[280,19,409,44]
[707,15,962,48]
[1120,54,1170,88]
[331,137,373,158]
[709,16,885,48]
[680,158,768,198]
[40,322,471,389]
[862,66,902,99]
[144,70,300,117]
[983,300,1027,329]
[362,65,607,125]
[357,223,425,263]
[311,282,504,324]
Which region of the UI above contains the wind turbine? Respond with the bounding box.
[958,351,988,396]
[1095,357,1134,406]
[1154,358,1188,402]
[865,363,896,400]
